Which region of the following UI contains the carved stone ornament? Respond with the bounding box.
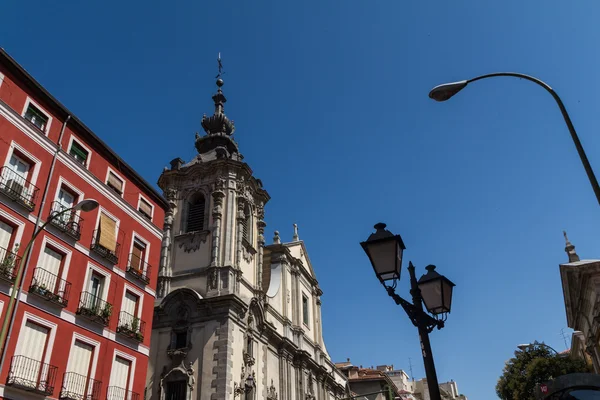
[307,372,315,398]
[242,241,256,263]
[209,269,218,290]
[165,187,177,202]
[177,230,209,253]
[267,379,278,400]
[243,351,255,367]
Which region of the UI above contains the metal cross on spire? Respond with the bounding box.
[216,52,224,79]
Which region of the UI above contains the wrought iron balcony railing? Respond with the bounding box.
[49,201,83,241]
[0,166,40,211]
[30,267,71,307]
[126,253,150,285]
[116,311,145,343]
[90,230,120,264]
[77,291,112,326]
[59,371,102,400]
[0,244,20,283]
[106,385,140,400]
[6,355,58,396]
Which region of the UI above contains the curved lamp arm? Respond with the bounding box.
[0,199,98,362]
[429,72,600,207]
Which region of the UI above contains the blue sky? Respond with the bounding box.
[3,1,600,398]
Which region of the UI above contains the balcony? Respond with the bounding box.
[6,355,58,396]
[76,292,112,326]
[126,253,150,285]
[106,386,140,400]
[0,166,40,211]
[29,267,71,307]
[117,311,145,343]
[91,230,120,265]
[0,244,20,284]
[59,372,101,400]
[49,201,83,241]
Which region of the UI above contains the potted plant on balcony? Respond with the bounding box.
[0,243,19,278]
[101,303,112,325]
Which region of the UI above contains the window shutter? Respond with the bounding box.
[107,172,123,193]
[131,243,144,271]
[99,214,117,252]
[186,196,205,232]
[139,199,152,217]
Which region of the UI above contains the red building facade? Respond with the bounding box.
[0,49,167,399]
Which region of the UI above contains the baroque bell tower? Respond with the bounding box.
[156,73,270,301]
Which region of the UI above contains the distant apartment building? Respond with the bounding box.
[336,360,467,400]
[0,48,167,399]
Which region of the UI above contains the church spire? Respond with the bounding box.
[195,54,240,158]
[563,231,580,262]
[200,53,235,137]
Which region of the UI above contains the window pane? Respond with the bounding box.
[69,142,88,164]
[24,104,48,131]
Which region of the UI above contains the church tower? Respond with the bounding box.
[147,66,347,400]
[156,75,269,302]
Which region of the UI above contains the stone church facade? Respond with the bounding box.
[145,76,348,400]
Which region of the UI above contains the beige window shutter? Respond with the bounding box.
[139,199,152,216]
[99,214,117,252]
[107,172,123,192]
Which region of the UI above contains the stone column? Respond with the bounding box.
[257,213,266,291]
[278,349,285,400]
[287,355,293,400]
[211,191,225,267]
[236,197,246,270]
[291,267,301,327]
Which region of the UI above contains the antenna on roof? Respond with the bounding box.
[560,328,570,350]
[409,357,414,381]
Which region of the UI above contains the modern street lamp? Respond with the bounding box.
[518,342,560,355]
[429,72,600,207]
[361,223,456,400]
[0,199,99,368]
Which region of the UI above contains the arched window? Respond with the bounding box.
[241,205,251,242]
[186,193,205,232]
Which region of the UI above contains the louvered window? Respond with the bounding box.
[186,194,205,232]
[241,206,250,242]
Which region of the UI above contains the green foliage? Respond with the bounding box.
[496,341,592,400]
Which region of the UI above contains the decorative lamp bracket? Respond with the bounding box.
[385,285,444,333]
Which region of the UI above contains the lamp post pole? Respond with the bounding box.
[386,263,442,400]
[361,223,455,400]
[429,72,600,207]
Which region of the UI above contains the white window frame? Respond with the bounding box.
[53,176,85,216]
[3,140,42,189]
[21,97,53,135]
[105,167,125,198]
[66,332,101,387]
[14,312,58,368]
[0,73,5,88]
[37,235,73,283]
[66,136,92,169]
[121,283,144,320]
[302,291,310,329]
[0,208,25,246]
[137,194,154,222]
[109,349,136,393]
[128,231,150,267]
[81,262,111,301]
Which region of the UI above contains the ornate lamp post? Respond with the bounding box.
[517,342,560,356]
[0,199,99,370]
[361,223,456,400]
[429,72,600,207]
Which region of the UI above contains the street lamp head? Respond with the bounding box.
[245,373,255,389]
[360,223,406,283]
[73,199,99,212]
[517,344,530,351]
[428,80,468,102]
[417,265,455,315]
